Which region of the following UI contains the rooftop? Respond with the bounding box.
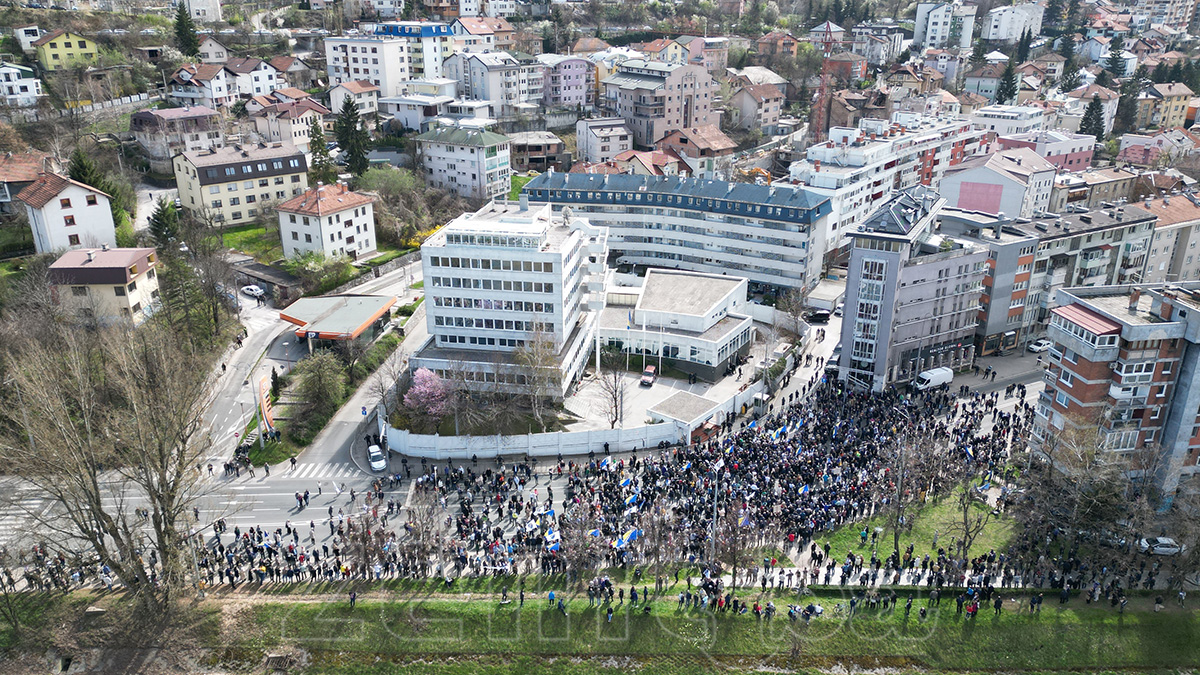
[1005,203,1156,240]
[413,125,509,147]
[16,172,110,208]
[1085,292,1159,326]
[334,80,380,95]
[48,247,157,286]
[180,143,305,167]
[508,130,562,145]
[647,390,722,426]
[0,152,52,184]
[1052,303,1122,334]
[279,294,398,340]
[638,269,743,316]
[277,183,376,217]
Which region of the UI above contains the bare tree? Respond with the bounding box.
[556,503,605,589]
[514,320,559,432]
[0,323,212,613]
[401,487,447,579]
[714,503,755,589]
[774,288,808,339]
[878,421,945,560]
[595,350,628,429]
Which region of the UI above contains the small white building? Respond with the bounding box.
[575,117,633,164]
[168,63,235,109]
[277,183,378,260]
[17,173,116,254]
[413,124,511,200]
[0,62,43,107]
[970,104,1047,136]
[224,57,285,99]
[198,36,229,64]
[11,25,41,53]
[184,0,222,23]
[329,79,380,119]
[251,99,331,153]
[597,270,755,382]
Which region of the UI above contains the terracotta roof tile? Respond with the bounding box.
[16,172,110,209]
[335,79,379,95]
[277,183,375,217]
[0,152,52,184]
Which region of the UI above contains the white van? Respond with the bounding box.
[911,366,953,391]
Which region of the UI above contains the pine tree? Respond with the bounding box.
[1059,59,1082,91]
[174,2,200,57]
[996,59,1019,104]
[1105,34,1126,79]
[1114,93,1138,133]
[334,96,361,149]
[1058,31,1075,60]
[1045,0,1063,26]
[970,40,987,66]
[1152,62,1169,83]
[308,118,338,185]
[1079,94,1106,141]
[1016,29,1032,63]
[68,147,104,189]
[1096,69,1113,88]
[148,196,180,248]
[344,124,370,175]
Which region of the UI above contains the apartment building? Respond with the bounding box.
[1035,284,1200,496]
[1136,82,1194,131]
[413,125,511,200]
[326,24,453,98]
[939,148,1057,219]
[17,172,116,253]
[1131,0,1197,31]
[329,80,380,119]
[372,22,454,79]
[838,186,987,392]
[537,54,593,109]
[443,51,543,117]
[168,63,235,109]
[970,105,1047,136]
[1049,167,1138,212]
[278,183,377,260]
[996,129,1097,171]
[913,1,976,49]
[413,200,609,397]
[130,106,223,174]
[729,83,784,131]
[174,144,309,224]
[787,112,985,263]
[575,117,633,164]
[1142,192,1200,284]
[508,131,570,172]
[1066,84,1120,135]
[599,60,718,149]
[981,3,1044,42]
[185,0,222,22]
[0,62,42,107]
[251,99,331,154]
[32,30,97,71]
[523,171,833,294]
[850,20,905,65]
[47,247,160,326]
[450,16,514,52]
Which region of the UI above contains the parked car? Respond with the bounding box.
[833,302,844,317]
[241,284,265,298]
[804,310,831,324]
[1027,338,1053,353]
[640,365,657,386]
[367,444,387,472]
[1138,537,1184,555]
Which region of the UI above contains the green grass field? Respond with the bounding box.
[221,223,285,263]
[510,174,534,200]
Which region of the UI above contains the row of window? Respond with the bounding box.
[434,316,547,332]
[438,334,525,348]
[428,256,555,273]
[202,159,301,179]
[431,296,554,313]
[59,195,99,209]
[430,276,555,293]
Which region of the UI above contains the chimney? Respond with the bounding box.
[1128,288,1141,313]
[101,243,109,251]
[86,251,94,263]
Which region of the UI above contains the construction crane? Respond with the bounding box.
[809,21,858,145]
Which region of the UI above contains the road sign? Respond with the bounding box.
[234,432,240,438]
[361,406,367,416]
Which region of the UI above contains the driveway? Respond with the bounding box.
[133,181,178,232]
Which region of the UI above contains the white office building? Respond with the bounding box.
[414,200,609,396]
[523,171,833,294]
[970,105,1047,136]
[575,117,634,164]
[981,4,1044,42]
[277,183,378,260]
[787,112,985,262]
[325,24,453,98]
[913,1,976,49]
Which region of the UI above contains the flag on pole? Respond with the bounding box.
[620,477,632,487]
[547,542,560,551]
[625,494,639,505]
[588,529,602,537]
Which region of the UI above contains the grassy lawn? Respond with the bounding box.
[509,174,534,200]
[813,485,1014,560]
[221,223,284,263]
[362,245,415,268]
[410,280,424,289]
[233,591,1200,672]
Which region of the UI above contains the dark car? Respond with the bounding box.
[804,310,831,324]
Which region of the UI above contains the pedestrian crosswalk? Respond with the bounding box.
[205,462,367,481]
[0,488,48,546]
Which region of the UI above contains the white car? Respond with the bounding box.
[1027,338,1053,353]
[368,444,387,472]
[241,284,265,298]
[1138,537,1184,555]
[833,302,844,317]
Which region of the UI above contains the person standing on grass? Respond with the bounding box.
[349,591,357,608]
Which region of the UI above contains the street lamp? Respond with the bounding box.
[282,341,290,372]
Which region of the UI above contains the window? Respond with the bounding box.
[209,186,220,195]
[291,231,299,240]
[1055,391,1068,406]
[64,215,76,226]
[68,234,79,245]
[1059,371,1074,387]
[59,198,71,208]
[127,281,137,293]
[114,285,126,296]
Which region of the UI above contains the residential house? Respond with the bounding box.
[252,99,331,153]
[329,79,380,119]
[729,83,784,132]
[130,106,223,174]
[33,30,97,72]
[224,57,285,100]
[1066,83,1120,135]
[1079,35,1111,63]
[675,35,729,76]
[0,152,54,215]
[808,20,846,42]
[611,148,688,176]
[600,60,718,149]
[913,1,976,49]
[278,183,377,260]
[885,63,944,97]
[997,129,1096,171]
[1118,127,1200,166]
[1033,52,1067,81]
[508,130,570,172]
[826,51,868,82]
[269,56,317,90]
[938,147,1057,218]
[1137,82,1194,130]
[755,31,800,59]
[576,117,633,164]
[47,247,161,325]
[326,24,454,98]
[727,66,793,100]
[851,20,905,66]
[17,173,116,253]
[198,35,228,64]
[957,91,989,114]
[640,38,686,65]
[571,36,611,57]
[168,63,235,109]
[1048,166,1138,211]
[537,54,593,108]
[924,49,968,88]
[413,124,511,200]
[982,3,1044,42]
[963,63,1007,102]
[971,105,1047,136]
[451,16,515,52]
[656,124,736,177]
[444,51,542,117]
[185,0,222,22]
[12,24,41,53]
[829,88,889,129]
[173,144,309,224]
[513,29,543,55]
[0,62,42,107]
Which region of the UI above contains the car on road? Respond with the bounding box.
[1027,338,1053,353]
[241,284,265,298]
[833,302,844,317]
[1138,537,1184,555]
[804,310,831,324]
[368,444,387,472]
[640,365,657,386]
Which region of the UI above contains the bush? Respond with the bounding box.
[396,297,424,316]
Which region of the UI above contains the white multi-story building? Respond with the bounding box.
[839,186,987,391]
[523,172,833,294]
[970,105,1047,136]
[850,20,905,65]
[326,24,454,98]
[174,144,308,225]
[0,61,43,107]
[224,57,286,99]
[483,0,515,16]
[938,147,1057,218]
[198,36,229,64]
[12,25,41,54]
[981,3,1045,42]
[413,125,511,200]
[251,99,331,154]
[787,112,985,262]
[183,0,221,22]
[17,172,116,253]
[1132,0,1196,31]
[168,63,235,109]
[130,106,223,174]
[373,22,454,80]
[277,183,378,260]
[47,247,161,326]
[913,1,976,49]
[575,117,633,164]
[443,51,542,117]
[329,80,380,119]
[413,200,609,397]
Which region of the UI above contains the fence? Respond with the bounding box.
[4,92,162,123]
